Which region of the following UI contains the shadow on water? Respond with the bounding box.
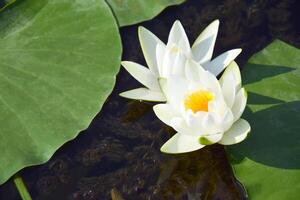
[247,92,285,105]
[243,63,295,85]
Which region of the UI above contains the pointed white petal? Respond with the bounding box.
[199,133,223,145]
[221,72,236,108]
[219,61,242,91]
[192,20,219,63]
[121,61,160,90]
[153,104,179,126]
[120,88,166,102]
[203,49,242,76]
[165,76,188,107]
[158,77,167,95]
[167,20,190,48]
[138,27,164,75]
[185,58,222,94]
[170,117,196,136]
[178,36,191,56]
[160,133,205,154]
[156,43,166,76]
[219,119,250,145]
[184,111,220,135]
[184,59,206,81]
[171,52,186,76]
[232,88,247,121]
[195,70,223,96]
[161,49,173,77]
[219,109,234,132]
[161,46,186,77]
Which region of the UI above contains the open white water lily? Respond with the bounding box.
[153,60,250,154]
[120,20,242,102]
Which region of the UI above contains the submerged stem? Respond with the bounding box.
[13,174,32,200]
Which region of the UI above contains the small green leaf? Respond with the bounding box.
[228,40,300,200]
[0,0,121,184]
[106,0,185,26]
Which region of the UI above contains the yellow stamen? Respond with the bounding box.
[184,90,214,113]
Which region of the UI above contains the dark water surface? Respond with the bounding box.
[0,0,300,199]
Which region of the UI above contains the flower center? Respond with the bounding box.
[184,90,214,113]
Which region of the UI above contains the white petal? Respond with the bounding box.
[156,43,166,76]
[218,109,234,132]
[121,61,160,90]
[184,59,206,81]
[219,61,241,91]
[195,70,223,96]
[208,99,229,119]
[170,117,195,136]
[158,77,167,95]
[232,88,247,121]
[221,72,236,108]
[165,76,188,107]
[153,104,179,126]
[161,46,186,77]
[138,27,164,75]
[171,52,186,76]
[178,36,191,56]
[201,112,223,134]
[184,111,219,135]
[161,48,174,77]
[219,119,250,145]
[192,20,219,63]
[120,88,166,102]
[167,20,190,49]
[199,133,223,145]
[160,133,205,154]
[203,49,242,76]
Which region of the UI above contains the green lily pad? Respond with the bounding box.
[106,0,185,27]
[228,40,300,199]
[0,0,121,184]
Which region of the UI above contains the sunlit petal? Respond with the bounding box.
[160,133,205,154]
[219,119,250,145]
[168,20,190,48]
[121,61,160,90]
[192,20,219,63]
[153,104,179,126]
[232,88,247,121]
[120,88,166,102]
[203,49,242,76]
[138,26,164,75]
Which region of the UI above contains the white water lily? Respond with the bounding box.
[120,20,242,102]
[153,60,250,154]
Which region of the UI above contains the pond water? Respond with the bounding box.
[0,0,299,199]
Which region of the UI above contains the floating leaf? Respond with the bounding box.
[0,0,121,184]
[228,40,300,200]
[106,0,185,26]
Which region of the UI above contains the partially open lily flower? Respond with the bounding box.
[120,20,242,102]
[153,60,250,154]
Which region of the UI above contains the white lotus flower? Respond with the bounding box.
[120,20,242,102]
[153,60,250,154]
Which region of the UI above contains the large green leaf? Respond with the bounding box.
[106,0,185,26]
[0,0,121,184]
[228,40,300,199]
